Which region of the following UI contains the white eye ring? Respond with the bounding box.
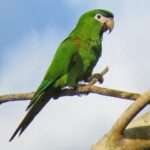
[95,13,102,21]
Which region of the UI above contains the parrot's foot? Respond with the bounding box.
[87,73,104,85]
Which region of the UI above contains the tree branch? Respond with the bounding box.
[0,92,34,104]
[0,86,140,104]
[111,91,150,135]
[92,91,150,150]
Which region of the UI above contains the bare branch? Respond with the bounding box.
[92,91,150,150]
[0,92,34,104]
[111,91,150,135]
[0,86,140,104]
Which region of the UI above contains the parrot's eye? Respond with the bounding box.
[95,14,102,21]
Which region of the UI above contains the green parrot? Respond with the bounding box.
[9,9,114,141]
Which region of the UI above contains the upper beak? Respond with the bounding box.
[104,18,114,33]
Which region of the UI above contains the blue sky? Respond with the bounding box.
[0,1,71,46]
[0,0,150,150]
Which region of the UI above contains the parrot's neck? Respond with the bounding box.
[70,22,103,43]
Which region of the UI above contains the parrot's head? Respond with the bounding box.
[74,9,114,37]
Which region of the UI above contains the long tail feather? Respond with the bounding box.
[9,91,51,142]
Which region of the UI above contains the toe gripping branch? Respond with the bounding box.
[87,66,109,85]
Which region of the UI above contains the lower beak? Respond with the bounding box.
[105,18,114,33]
